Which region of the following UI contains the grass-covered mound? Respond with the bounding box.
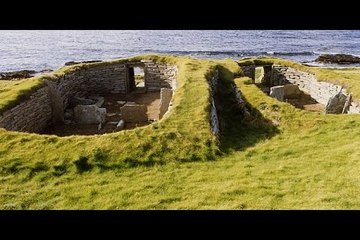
[2,56,360,209]
[0,55,241,176]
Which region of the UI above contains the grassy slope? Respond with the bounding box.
[2,57,360,209]
[0,80,17,88]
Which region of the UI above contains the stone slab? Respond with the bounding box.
[74,105,106,124]
[120,104,147,122]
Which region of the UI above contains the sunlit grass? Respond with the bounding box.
[2,56,360,209]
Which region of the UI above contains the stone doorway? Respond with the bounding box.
[126,64,146,93]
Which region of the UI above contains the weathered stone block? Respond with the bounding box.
[283,84,302,98]
[74,105,106,124]
[270,86,285,101]
[69,96,96,107]
[325,92,348,114]
[120,103,147,122]
[159,88,173,119]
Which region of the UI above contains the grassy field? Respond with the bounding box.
[1,56,360,209]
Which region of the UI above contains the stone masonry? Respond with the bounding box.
[0,86,52,133]
[208,69,220,136]
[271,65,360,114]
[0,59,178,133]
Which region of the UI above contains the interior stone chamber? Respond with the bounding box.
[0,59,177,134]
[240,63,360,114]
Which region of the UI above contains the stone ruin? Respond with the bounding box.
[240,63,360,114]
[0,59,178,135]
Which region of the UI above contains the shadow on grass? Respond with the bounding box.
[216,67,280,154]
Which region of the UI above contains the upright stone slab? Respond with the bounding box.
[74,105,106,124]
[159,88,173,119]
[45,80,64,125]
[120,103,148,122]
[325,92,348,114]
[270,85,285,101]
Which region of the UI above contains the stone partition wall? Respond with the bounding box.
[143,60,177,91]
[208,68,247,136]
[208,69,220,136]
[233,83,246,113]
[79,64,127,94]
[159,88,173,119]
[0,59,178,133]
[271,66,360,113]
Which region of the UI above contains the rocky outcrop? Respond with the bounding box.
[315,54,360,64]
[0,70,36,80]
[64,60,102,66]
[0,69,54,81]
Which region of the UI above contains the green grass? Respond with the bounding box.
[0,80,17,88]
[2,56,360,209]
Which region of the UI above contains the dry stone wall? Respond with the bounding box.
[240,65,255,80]
[271,66,360,114]
[142,60,177,91]
[81,65,127,94]
[0,86,52,133]
[0,59,178,133]
[208,69,220,136]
